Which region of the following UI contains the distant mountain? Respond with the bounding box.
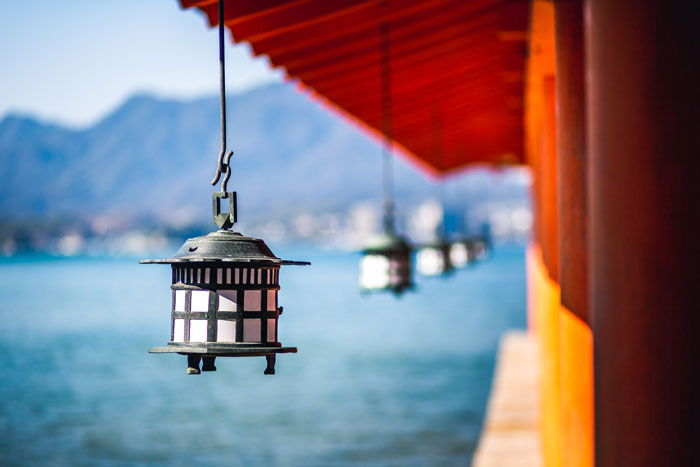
[0,83,528,231]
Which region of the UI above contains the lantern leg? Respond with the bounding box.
[186,354,202,375]
[202,356,217,372]
[264,355,276,375]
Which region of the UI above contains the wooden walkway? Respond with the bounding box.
[473,331,542,467]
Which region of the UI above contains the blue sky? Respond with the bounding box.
[0,0,280,127]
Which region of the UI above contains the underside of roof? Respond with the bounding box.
[179,0,530,176]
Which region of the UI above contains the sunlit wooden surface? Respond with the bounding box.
[474,331,542,467]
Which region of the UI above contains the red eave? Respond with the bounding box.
[179,0,529,176]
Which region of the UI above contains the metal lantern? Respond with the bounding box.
[449,238,474,269]
[141,193,309,375]
[357,18,414,296]
[360,232,413,295]
[471,236,489,261]
[417,239,453,277]
[140,1,309,375]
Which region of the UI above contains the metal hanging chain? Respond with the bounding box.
[433,103,447,239]
[380,20,395,234]
[211,0,234,193]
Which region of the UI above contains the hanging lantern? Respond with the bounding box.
[141,194,308,375]
[360,232,413,295]
[417,239,453,277]
[140,0,308,375]
[357,19,414,296]
[449,238,474,269]
[471,236,489,261]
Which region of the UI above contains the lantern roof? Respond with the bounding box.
[140,229,310,265]
[361,232,412,254]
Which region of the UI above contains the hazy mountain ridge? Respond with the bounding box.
[0,83,528,234]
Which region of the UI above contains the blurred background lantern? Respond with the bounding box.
[360,232,412,295]
[358,19,413,296]
[449,238,474,269]
[417,238,453,277]
[470,235,490,261]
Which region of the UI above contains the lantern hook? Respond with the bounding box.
[211,149,234,192]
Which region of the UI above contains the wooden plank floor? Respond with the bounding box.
[473,331,542,467]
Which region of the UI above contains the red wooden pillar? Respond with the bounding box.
[586,1,700,465]
[554,1,593,465]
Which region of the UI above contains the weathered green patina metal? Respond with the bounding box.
[140,228,308,266]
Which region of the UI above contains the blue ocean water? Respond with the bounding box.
[0,246,526,466]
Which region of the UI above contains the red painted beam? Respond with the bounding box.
[272,0,499,67]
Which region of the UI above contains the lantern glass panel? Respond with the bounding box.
[267,319,276,342]
[191,290,209,312]
[173,319,185,341]
[360,254,391,289]
[174,290,186,312]
[190,320,208,342]
[244,290,261,311]
[450,243,469,268]
[267,291,276,311]
[216,320,236,342]
[217,290,238,311]
[244,319,261,342]
[417,247,445,276]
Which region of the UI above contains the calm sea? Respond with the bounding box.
[0,246,526,466]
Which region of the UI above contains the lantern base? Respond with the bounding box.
[149,343,297,357]
[150,344,296,375]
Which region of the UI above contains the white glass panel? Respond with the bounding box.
[196,269,202,283]
[267,319,276,342]
[205,268,211,284]
[226,268,232,284]
[243,319,261,342]
[173,319,185,342]
[189,319,208,342]
[216,320,236,342]
[242,269,248,284]
[450,243,469,268]
[174,290,186,311]
[217,290,238,311]
[417,247,445,276]
[257,269,262,284]
[267,290,277,311]
[244,290,261,311]
[217,268,223,284]
[266,269,271,284]
[190,290,210,312]
[359,254,391,289]
[234,268,239,284]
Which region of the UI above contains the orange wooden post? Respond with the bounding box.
[525,2,560,465]
[586,1,700,465]
[554,1,594,466]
